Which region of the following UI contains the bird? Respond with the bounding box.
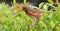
[22,5,45,18]
[22,5,45,28]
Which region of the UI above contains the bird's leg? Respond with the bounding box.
[30,17,38,29]
[32,18,37,26]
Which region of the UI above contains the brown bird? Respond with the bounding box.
[22,5,45,18]
[22,5,45,28]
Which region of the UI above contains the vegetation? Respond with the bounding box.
[0,0,60,31]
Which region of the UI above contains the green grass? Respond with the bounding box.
[0,1,60,31]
